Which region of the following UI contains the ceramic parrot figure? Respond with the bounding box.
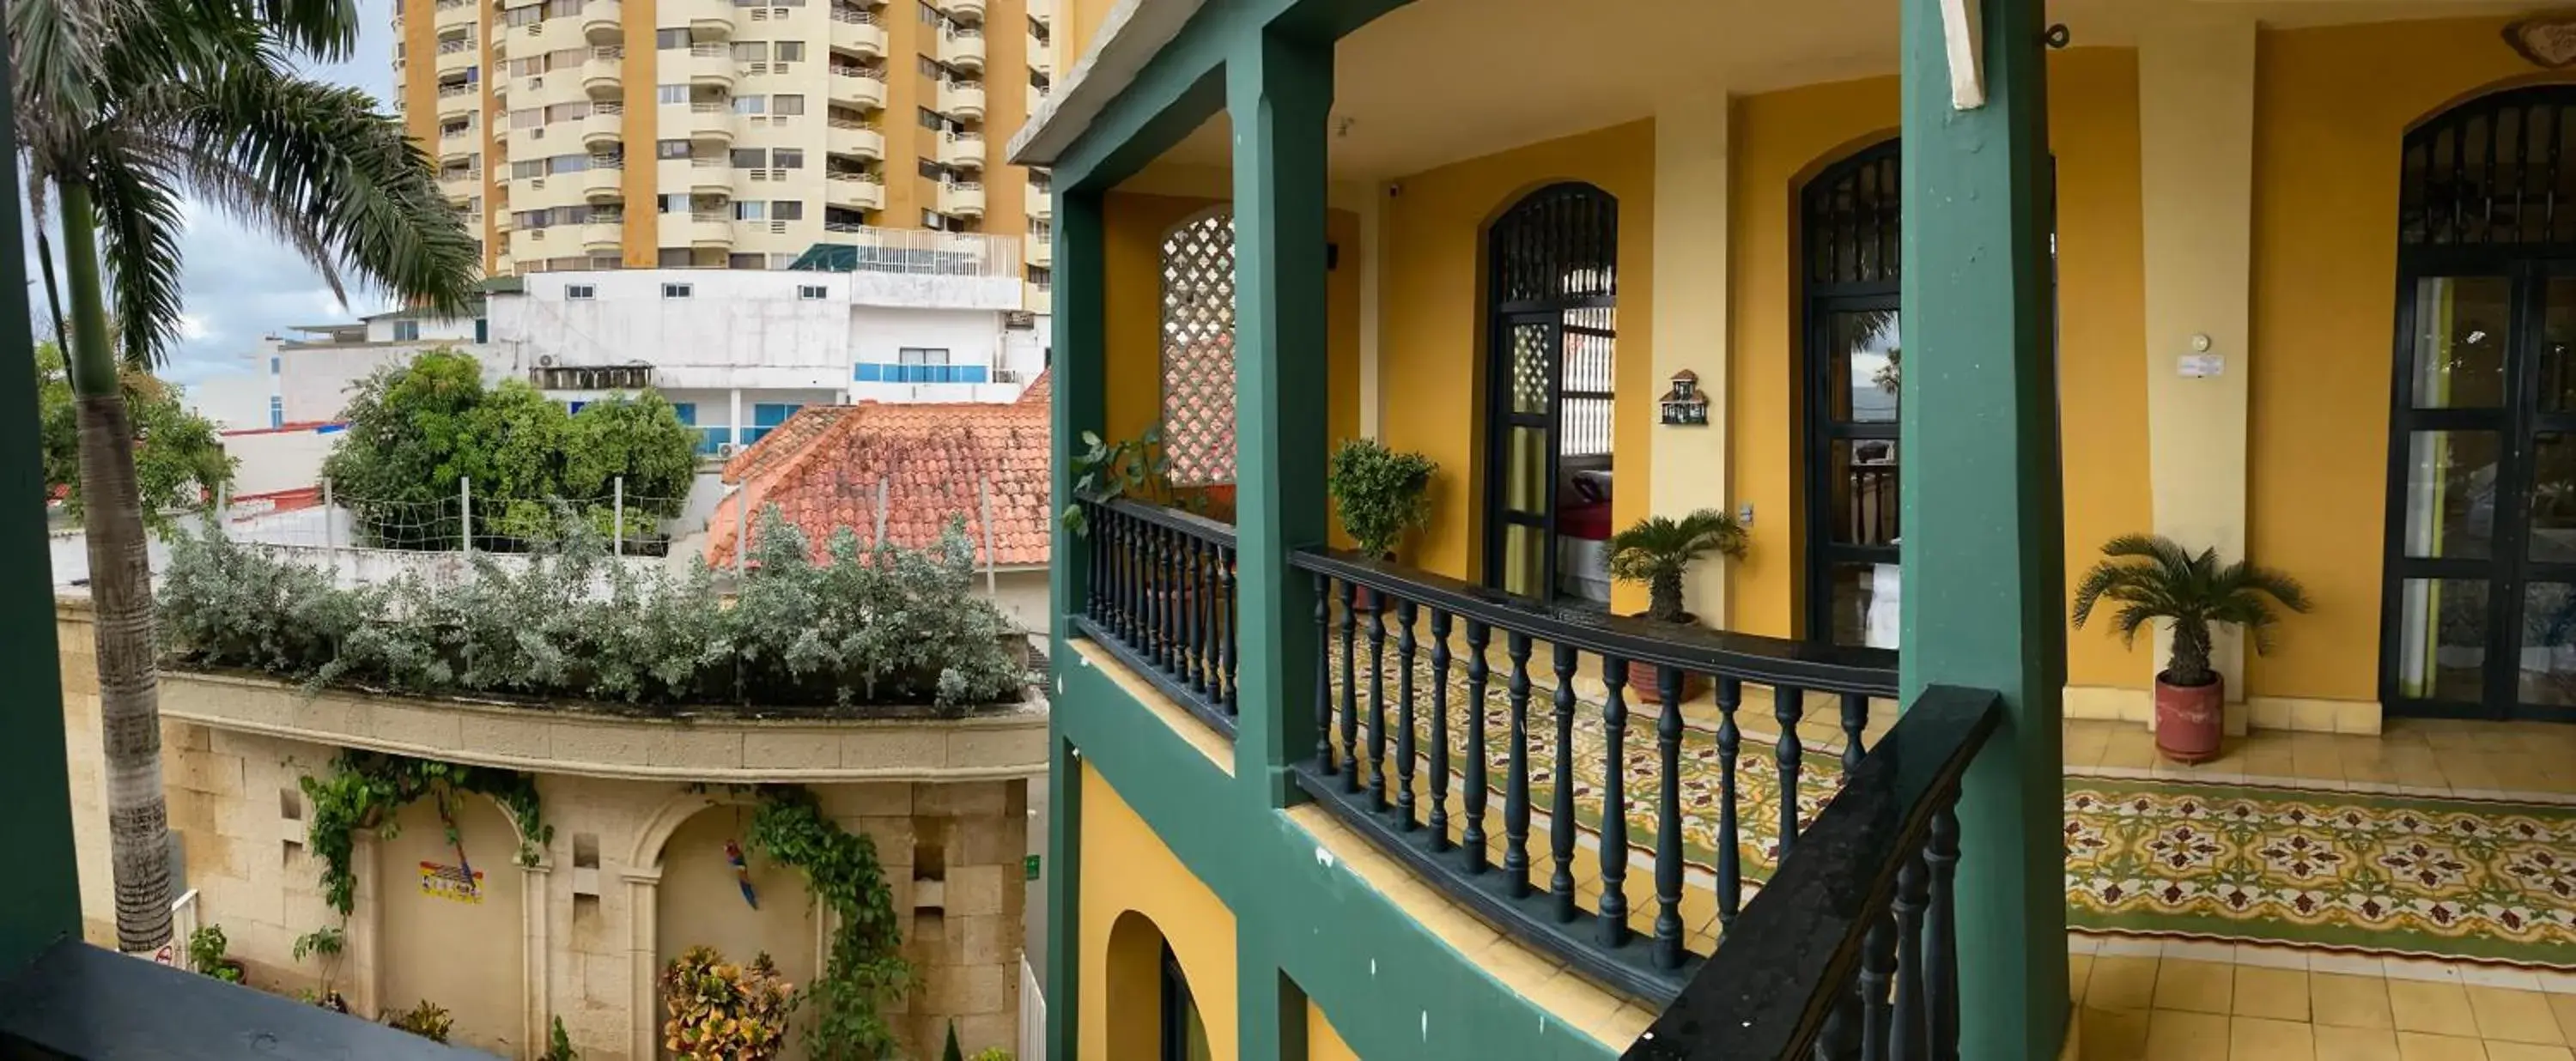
[725,840,758,909]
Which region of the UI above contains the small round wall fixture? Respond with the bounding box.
[2044,23,2071,49]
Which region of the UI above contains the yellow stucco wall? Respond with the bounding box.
[378,793,526,1056]
[1721,57,2151,688]
[1061,0,1120,78]
[1377,119,1657,612]
[1099,191,1366,540]
[2245,15,2539,700]
[1077,761,1238,1061]
[1309,999,1360,1060]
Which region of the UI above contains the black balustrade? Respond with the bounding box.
[1285,548,1900,1003]
[1070,498,1241,737]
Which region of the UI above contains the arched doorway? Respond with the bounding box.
[653,803,822,1058]
[2383,86,2576,721]
[1800,139,1903,647]
[1482,183,1619,605]
[374,791,526,1055]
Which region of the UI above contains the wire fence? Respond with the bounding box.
[216,477,690,557]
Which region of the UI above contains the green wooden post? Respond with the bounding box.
[1226,25,1334,809]
[1044,185,1106,1061]
[1897,0,2069,1057]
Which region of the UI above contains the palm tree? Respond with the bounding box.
[10,0,479,953]
[2070,533,2314,688]
[1606,509,1747,623]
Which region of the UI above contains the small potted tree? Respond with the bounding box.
[2072,534,2312,763]
[1327,439,1437,606]
[1606,509,1747,700]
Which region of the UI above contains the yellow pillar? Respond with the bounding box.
[2139,12,2256,730]
[1649,89,1735,623]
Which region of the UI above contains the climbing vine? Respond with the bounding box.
[299,751,552,917]
[745,785,913,1061]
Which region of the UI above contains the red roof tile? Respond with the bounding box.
[706,373,1054,568]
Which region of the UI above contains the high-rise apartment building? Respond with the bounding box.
[390,0,1054,298]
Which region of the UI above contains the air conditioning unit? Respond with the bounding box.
[538,354,557,367]
[716,442,738,458]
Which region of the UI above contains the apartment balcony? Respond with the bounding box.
[437,168,483,196]
[581,157,624,199]
[433,36,478,73]
[582,102,624,148]
[436,82,478,119]
[824,172,885,211]
[686,43,737,89]
[1023,280,1049,314]
[937,179,983,217]
[937,0,983,19]
[581,215,625,252]
[581,0,622,41]
[937,131,984,170]
[1026,82,1042,116]
[1024,181,1050,219]
[688,100,735,143]
[686,210,735,248]
[939,27,985,73]
[1031,38,1050,76]
[434,0,476,26]
[686,156,733,196]
[583,46,623,94]
[828,119,884,161]
[674,0,733,36]
[438,126,477,159]
[828,9,885,58]
[1024,229,1050,268]
[939,79,984,120]
[828,68,887,110]
[538,7,588,44]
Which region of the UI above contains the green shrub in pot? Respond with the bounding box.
[1327,439,1438,561]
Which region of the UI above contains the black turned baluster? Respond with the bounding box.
[1219,548,1238,716]
[1367,595,1390,813]
[1652,665,1686,970]
[1715,676,1745,933]
[1925,803,1962,1061]
[1119,514,1139,646]
[1311,573,1333,773]
[1083,504,1103,622]
[1104,514,1127,640]
[1841,692,1870,773]
[1394,600,1420,830]
[1597,656,1630,949]
[1462,621,1492,874]
[1182,536,1205,697]
[1427,609,1454,848]
[1814,991,1861,1061]
[1775,683,1807,856]
[1338,580,1360,794]
[1889,846,1931,1061]
[1144,524,1166,667]
[1504,631,1534,898]
[1158,524,1180,673]
[1548,644,1579,923]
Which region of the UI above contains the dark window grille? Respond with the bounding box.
[1490,183,1617,309]
[2400,87,2576,248]
[1805,140,1902,289]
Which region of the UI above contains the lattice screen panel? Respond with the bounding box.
[1161,211,1237,486]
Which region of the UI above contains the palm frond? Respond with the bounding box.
[82,148,186,369]
[163,68,480,314]
[239,0,358,61]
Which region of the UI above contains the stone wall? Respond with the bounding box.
[57,597,1035,1059]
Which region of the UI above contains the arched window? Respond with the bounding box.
[1160,209,1236,487]
[1483,183,1619,603]
[2383,86,2576,720]
[1800,139,1903,649]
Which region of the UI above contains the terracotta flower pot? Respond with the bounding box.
[2154,672,2225,764]
[1625,613,1711,706]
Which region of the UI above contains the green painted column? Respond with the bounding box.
[0,43,79,973]
[1044,185,1105,1061]
[1225,25,1334,808]
[1896,0,2069,1057]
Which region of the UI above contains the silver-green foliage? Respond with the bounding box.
[158,507,1026,710]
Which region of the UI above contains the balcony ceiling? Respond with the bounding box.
[1146,0,2522,180]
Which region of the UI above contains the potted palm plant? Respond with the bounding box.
[1606,509,1748,699]
[2072,534,2312,763]
[1327,439,1437,606]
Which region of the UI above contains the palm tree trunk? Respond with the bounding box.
[61,181,173,955]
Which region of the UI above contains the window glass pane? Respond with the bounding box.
[2410,275,2510,408]
[2522,582,2576,706]
[2534,433,2576,561]
[771,200,803,221]
[2397,578,2488,700]
[658,84,689,103]
[2404,430,2503,559]
[657,139,690,159]
[772,149,804,169]
[1827,561,1900,649]
[1830,440,1899,546]
[1502,427,1547,515]
[1499,523,1543,599]
[775,41,805,61]
[1559,306,1613,457]
[1505,323,1549,415]
[773,94,804,115]
[2546,276,2576,413]
[732,149,766,167]
[732,96,765,114]
[656,28,688,48]
[1827,308,1901,423]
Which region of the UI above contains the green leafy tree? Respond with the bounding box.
[12,0,478,953]
[322,351,696,549]
[35,341,233,531]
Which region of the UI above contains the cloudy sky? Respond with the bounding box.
[22,0,402,385]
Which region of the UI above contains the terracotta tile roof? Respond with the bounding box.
[707,373,1054,568]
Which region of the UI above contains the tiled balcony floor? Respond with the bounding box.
[2071,940,2576,1061]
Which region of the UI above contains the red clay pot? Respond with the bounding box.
[2154,672,2225,764]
